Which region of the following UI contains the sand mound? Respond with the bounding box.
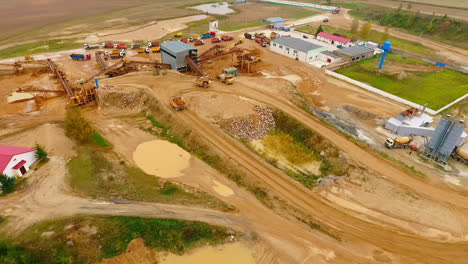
[133,140,190,178]
[161,242,255,264]
[98,238,159,264]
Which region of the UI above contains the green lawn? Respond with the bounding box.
[5,216,234,264]
[336,54,468,110]
[0,39,81,59]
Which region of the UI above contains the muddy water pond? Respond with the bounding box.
[190,2,234,15]
[160,242,256,264]
[133,140,190,178]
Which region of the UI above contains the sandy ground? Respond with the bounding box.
[98,15,208,42]
[133,140,191,178]
[0,12,467,264]
[161,242,255,264]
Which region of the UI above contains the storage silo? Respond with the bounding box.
[425,116,465,163]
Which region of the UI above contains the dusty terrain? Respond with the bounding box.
[0,11,467,264]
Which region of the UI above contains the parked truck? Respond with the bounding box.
[270,32,278,39]
[102,43,114,49]
[255,38,267,47]
[174,32,183,37]
[194,40,205,46]
[137,47,150,54]
[244,33,255,40]
[201,33,213,39]
[131,44,141,49]
[84,44,99,50]
[70,54,91,61]
[385,137,413,149]
[115,44,127,49]
[170,96,186,111]
[148,42,160,47]
[150,46,160,53]
[221,35,234,41]
[211,37,221,43]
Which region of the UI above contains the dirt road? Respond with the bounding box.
[136,75,468,263]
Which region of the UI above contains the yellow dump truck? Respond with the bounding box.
[174,32,183,37]
[217,73,234,85]
[170,96,186,111]
[195,76,211,88]
[151,46,160,53]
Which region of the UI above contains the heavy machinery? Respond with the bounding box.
[70,54,91,61]
[211,37,221,43]
[84,44,99,50]
[452,147,468,164]
[45,58,96,105]
[217,73,234,85]
[385,137,413,149]
[270,32,278,39]
[174,32,183,37]
[195,76,211,88]
[194,40,205,46]
[170,96,186,111]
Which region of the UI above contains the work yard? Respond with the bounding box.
[336,54,468,110]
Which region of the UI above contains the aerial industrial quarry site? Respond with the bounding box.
[0,0,467,263]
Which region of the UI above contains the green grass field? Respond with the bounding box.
[2,216,233,263]
[0,39,81,59]
[336,54,468,110]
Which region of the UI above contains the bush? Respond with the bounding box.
[91,133,109,147]
[0,174,15,194]
[34,144,48,163]
[0,242,38,264]
[64,106,94,143]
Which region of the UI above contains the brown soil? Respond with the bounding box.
[97,238,159,264]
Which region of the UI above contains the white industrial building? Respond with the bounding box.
[270,36,328,63]
[0,145,37,178]
[317,50,342,64]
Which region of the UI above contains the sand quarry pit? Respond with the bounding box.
[161,242,255,264]
[133,140,191,178]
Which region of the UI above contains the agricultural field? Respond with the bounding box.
[342,3,468,49]
[336,53,468,110]
[389,0,468,9]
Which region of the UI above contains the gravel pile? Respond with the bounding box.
[218,106,275,140]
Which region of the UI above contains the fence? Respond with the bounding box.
[391,49,468,74]
[325,70,468,115]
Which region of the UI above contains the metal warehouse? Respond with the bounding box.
[263,17,285,30]
[270,36,328,63]
[161,41,198,70]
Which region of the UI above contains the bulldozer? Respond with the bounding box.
[195,76,212,88]
[217,73,234,85]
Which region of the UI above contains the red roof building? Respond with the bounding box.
[0,145,37,178]
[317,32,352,47]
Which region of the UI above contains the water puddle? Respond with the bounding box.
[191,2,234,15]
[133,140,190,178]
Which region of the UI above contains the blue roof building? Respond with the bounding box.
[263,17,285,30]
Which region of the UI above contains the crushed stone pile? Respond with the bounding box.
[97,86,148,113]
[218,106,275,141]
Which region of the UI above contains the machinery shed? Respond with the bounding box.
[264,17,285,30]
[161,41,198,70]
